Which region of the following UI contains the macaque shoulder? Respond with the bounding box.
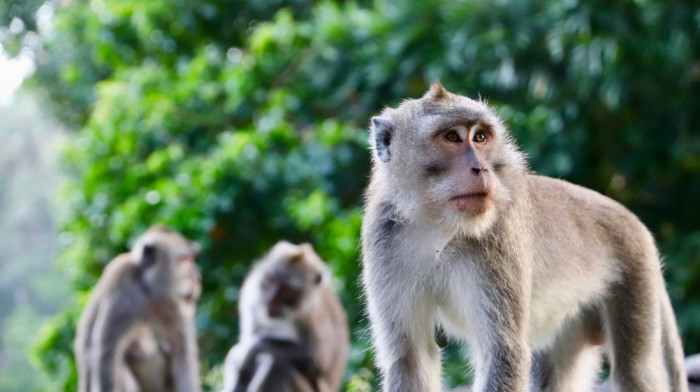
[361,199,404,251]
[89,253,138,295]
[90,253,150,310]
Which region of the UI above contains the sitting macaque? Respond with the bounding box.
[222,241,349,392]
[75,225,202,392]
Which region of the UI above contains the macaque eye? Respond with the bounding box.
[313,273,323,285]
[473,131,486,143]
[444,130,462,143]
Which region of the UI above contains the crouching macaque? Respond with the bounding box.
[222,241,349,392]
[75,225,202,392]
[361,82,687,392]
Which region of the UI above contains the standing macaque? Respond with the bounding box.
[75,225,202,392]
[361,82,687,392]
[222,241,349,392]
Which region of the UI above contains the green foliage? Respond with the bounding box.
[18,0,700,389]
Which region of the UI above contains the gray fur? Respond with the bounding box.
[361,82,687,392]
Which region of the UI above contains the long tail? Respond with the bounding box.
[660,289,688,392]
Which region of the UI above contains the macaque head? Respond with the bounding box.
[369,81,526,237]
[132,224,201,300]
[248,241,330,321]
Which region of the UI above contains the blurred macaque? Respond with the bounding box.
[222,241,349,392]
[75,225,202,392]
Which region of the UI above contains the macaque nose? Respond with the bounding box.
[464,149,484,176]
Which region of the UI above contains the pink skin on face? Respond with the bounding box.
[437,124,494,214]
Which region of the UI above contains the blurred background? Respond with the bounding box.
[0,0,698,390]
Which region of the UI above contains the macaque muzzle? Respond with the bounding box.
[265,278,302,317]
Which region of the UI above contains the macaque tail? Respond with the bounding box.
[660,289,688,392]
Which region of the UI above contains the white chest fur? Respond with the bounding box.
[394,222,608,350]
[394,223,483,341]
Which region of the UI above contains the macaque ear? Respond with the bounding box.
[371,116,394,163]
[140,243,158,266]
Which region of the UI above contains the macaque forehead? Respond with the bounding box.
[418,105,489,138]
[264,241,326,282]
[387,85,497,139]
[268,242,323,266]
[134,225,198,261]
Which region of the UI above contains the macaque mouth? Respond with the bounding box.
[265,279,302,317]
[182,290,197,302]
[449,191,489,200]
[449,191,491,212]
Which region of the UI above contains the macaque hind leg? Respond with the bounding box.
[533,308,604,392]
[604,271,667,392]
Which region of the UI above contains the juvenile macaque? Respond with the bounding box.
[75,225,202,392]
[361,82,687,392]
[222,241,349,392]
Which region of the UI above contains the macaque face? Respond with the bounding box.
[262,259,323,318]
[133,225,201,299]
[258,243,325,319]
[386,99,510,236]
[371,84,517,236]
[422,119,499,215]
[175,255,201,303]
